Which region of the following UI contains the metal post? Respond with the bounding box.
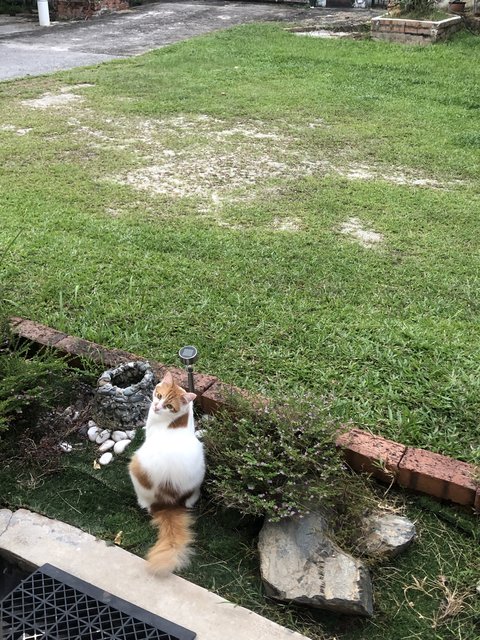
[37,0,51,27]
[186,365,195,393]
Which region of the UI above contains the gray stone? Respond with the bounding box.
[91,361,154,431]
[258,513,373,617]
[113,439,131,455]
[98,452,113,465]
[98,439,115,453]
[359,513,416,559]
[95,429,111,445]
[87,425,100,442]
[112,430,128,442]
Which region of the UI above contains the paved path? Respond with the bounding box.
[0,2,377,82]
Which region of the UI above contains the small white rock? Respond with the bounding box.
[112,431,128,442]
[195,429,205,440]
[59,442,73,453]
[87,426,100,442]
[98,439,115,453]
[95,429,111,444]
[98,452,113,466]
[113,439,131,455]
[88,420,97,428]
[125,430,136,439]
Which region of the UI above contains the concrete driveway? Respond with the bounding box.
[0,1,315,82]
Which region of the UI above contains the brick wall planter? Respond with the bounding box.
[52,0,128,21]
[371,15,462,44]
[9,317,479,513]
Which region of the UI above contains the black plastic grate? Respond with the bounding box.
[0,563,196,640]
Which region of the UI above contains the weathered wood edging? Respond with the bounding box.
[9,317,479,513]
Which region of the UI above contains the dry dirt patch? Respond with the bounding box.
[14,95,460,222]
[0,124,32,135]
[340,217,384,248]
[337,163,462,189]
[21,84,94,110]
[106,115,330,205]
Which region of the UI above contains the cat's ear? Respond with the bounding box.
[181,392,196,405]
[160,371,174,386]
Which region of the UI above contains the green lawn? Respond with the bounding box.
[1,22,480,637]
[1,26,479,465]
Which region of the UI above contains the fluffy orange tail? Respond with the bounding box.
[147,507,194,575]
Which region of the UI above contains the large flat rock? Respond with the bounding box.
[258,513,373,617]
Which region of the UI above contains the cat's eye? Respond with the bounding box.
[156,393,162,399]
[165,404,174,411]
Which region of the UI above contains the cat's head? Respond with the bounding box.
[151,371,196,417]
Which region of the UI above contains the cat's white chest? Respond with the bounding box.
[137,428,205,491]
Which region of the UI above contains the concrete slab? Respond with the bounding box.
[0,3,378,82]
[0,15,39,36]
[0,508,310,640]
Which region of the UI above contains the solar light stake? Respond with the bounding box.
[178,346,198,393]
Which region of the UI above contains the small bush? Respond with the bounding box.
[203,394,373,525]
[397,0,439,18]
[0,335,70,435]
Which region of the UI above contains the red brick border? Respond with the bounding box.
[397,448,476,506]
[9,317,479,512]
[335,429,406,484]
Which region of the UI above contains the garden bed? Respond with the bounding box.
[1,318,479,640]
[9,316,479,512]
[371,14,462,43]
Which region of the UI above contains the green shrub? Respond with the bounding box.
[0,327,70,436]
[397,0,439,18]
[203,394,372,524]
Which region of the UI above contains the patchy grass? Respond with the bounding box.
[0,24,479,472]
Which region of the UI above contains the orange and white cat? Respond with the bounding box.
[129,371,205,575]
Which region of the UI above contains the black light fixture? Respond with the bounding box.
[178,345,198,393]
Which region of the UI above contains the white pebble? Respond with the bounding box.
[195,429,205,440]
[59,442,72,452]
[125,430,136,439]
[98,439,115,453]
[88,420,97,428]
[87,426,100,442]
[112,431,128,442]
[95,429,111,444]
[199,414,215,424]
[113,439,131,455]
[99,452,113,465]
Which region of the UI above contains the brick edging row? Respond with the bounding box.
[9,317,479,513]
